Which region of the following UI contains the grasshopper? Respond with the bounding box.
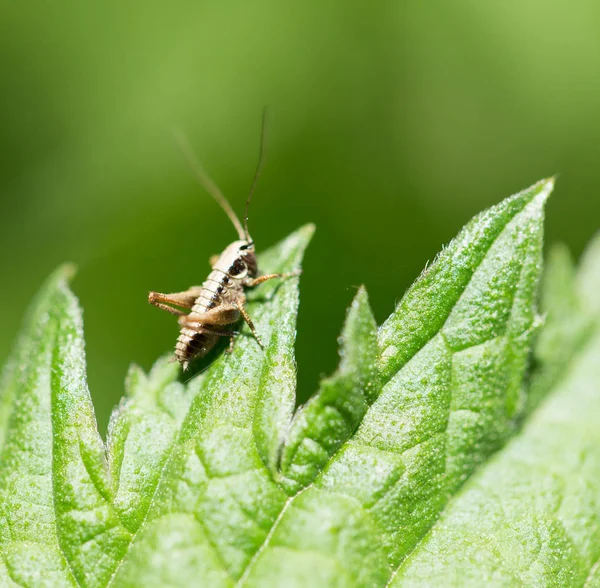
[148,121,298,370]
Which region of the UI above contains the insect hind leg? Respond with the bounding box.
[178,305,240,328]
[148,289,203,316]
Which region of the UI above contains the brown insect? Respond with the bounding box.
[148,119,298,370]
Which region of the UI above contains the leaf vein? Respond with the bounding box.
[105,415,197,585]
[48,309,82,588]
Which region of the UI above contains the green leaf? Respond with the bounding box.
[393,233,600,586]
[106,357,198,533]
[239,179,552,586]
[525,243,593,413]
[278,285,380,494]
[0,265,127,587]
[0,225,314,588]
[0,178,566,587]
[108,226,314,586]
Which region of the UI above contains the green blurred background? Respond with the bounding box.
[1,1,599,431]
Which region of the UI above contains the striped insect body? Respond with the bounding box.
[148,119,298,369]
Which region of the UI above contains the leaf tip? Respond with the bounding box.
[38,263,78,299]
[354,284,369,301]
[512,177,554,223]
[297,222,316,241]
[285,223,316,258]
[532,176,556,205]
[58,262,78,283]
[124,363,146,397]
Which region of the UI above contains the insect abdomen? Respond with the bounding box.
[190,271,229,314]
[175,328,218,370]
[174,271,231,368]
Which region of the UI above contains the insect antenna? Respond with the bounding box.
[244,108,269,243]
[172,128,246,240]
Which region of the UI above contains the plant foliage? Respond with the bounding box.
[1,178,599,587]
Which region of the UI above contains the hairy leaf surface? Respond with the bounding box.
[241,180,552,586]
[3,180,596,588]
[394,233,600,586]
[0,266,123,587]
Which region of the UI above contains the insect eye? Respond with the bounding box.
[229,258,248,278]
[240,242,253,251]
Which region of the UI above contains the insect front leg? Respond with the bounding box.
[148,288,203,316]
[235,300,264,349]
[233,272,302,348]
[242,270,302,288]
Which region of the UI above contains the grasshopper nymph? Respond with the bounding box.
[148,119,298,370]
